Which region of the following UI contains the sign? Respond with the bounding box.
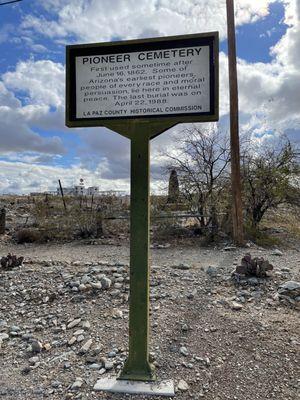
[66,32,219,129]
[65,32,219,387]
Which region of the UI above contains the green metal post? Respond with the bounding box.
[118,133,156,381]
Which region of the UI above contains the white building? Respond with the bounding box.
[74,185,85,196]
[87,186,99,196]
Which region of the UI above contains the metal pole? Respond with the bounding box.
[226,0,244,245]
[118,134,155,381]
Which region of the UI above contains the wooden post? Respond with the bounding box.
[58,179,67,211]
[0,208,6,235]
[226,0,244,245]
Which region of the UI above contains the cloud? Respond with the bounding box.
[0,106,65,154]
[2,59,65,107]
[0,60,66,155]
[235,0,300,134]
[271,0,300,69]
[21,0,278,43]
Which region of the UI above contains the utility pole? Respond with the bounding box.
[0,0,22,6]
[226,0,244,245]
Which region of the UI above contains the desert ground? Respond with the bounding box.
[0,237,299,400]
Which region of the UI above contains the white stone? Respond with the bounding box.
[79,338,93,354]
[272,249,283,256]
[231,301,243,311]
[94,378,174,397]
[177,379,189,391]
[67,318,81,329]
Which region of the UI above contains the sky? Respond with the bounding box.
[0,0,299,194]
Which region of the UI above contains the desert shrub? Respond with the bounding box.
[29,196,131,241]
[242,138,299,227]
[244,223,281,247]
[16,228,41,244]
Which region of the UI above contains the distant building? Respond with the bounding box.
[87,186,99,196]
[56,184,128,197]
[74,185,85,196]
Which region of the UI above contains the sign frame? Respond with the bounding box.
[66,32,219,139]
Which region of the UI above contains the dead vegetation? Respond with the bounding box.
[0,190,300,249]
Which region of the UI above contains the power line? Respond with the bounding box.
[0,0,22,6]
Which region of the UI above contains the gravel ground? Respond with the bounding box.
[0,240,299,400]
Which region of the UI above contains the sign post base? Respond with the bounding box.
[94,378,175,397]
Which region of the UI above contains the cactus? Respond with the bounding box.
[0,253,24,270]
[235,253,273,278]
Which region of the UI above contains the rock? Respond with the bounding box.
[278,281,300,299]
[79,339,93,354]
[104,360,114,370]
[99,368,106,375]
[30,340,43,353]
[224,246,236,251]
[68,336,77,346]
[110,289,121,297]
[91,282,102,290]
[187,289,197,299]
[180,346,188,356]
[78,284,87,292]
[112,309,123,319]
[177,379,189,391]
[206,265,218,276]
[89,363,101,370]
[0,333,9,341]
[74,329,85,336]
[77,334,85,342]
[82,321,91,330]
[247,277,259,286]
[51,381,61,388]
[173,263,190,270]
[86,355,98,364]
[67,318,81,329]
[231,302,243,311]
[272,249,283,256]
[10,325,21,333]
[81,275,90,284]
[28,356,39,365]
[70,377,83,390]
[101,277,112,289]
[43,343,51,351]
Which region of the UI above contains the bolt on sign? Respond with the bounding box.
[66,32,219,383]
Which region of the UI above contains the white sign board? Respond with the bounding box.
[66,32,218,127]
[75,46,210,119]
